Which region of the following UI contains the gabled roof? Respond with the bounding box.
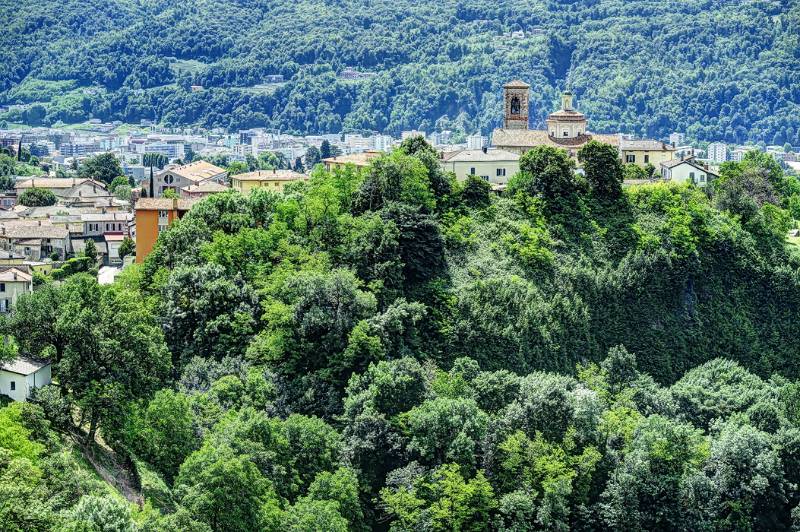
[504,79,531,89]
[181,181,230,193]
[620,139,675,151]
[232,169,306,182]
[492,128,620,149]
[1,356,49,375]
[441,149,520,163]
[160,161,226,183]
[80,212,131,222]
[15,177,105,190]
[660,157,719,177]
[135,198,198,211]
[0,222,69,240]
[0,266,32,283]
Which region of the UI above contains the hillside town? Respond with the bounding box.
[0,80,796,339]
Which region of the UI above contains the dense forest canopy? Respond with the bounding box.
[2,138,800,529]
[1,0,799,142]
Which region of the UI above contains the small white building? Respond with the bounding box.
[0,357,51,402]
[706,142,729,163]
[440,148,520,185]
[0,266,33,312]
[660,157,719,187]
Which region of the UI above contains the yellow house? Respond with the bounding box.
[619,139,676,168]
[322,151,381,172]
[440,148,520,185]
[230,169,308,195]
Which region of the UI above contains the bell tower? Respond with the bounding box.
[503,80,530,130]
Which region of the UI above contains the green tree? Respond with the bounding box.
[47,276,171,443]
[125,389,198,481]
[579,140,624,199]
[175,445,281,532]
[83,239,97,262]
[79,153,123,184]
[508,146,578,210]
[18,188,56,207]
[305,146,321,168]
[118,236,135,260]
[143,153,169,170]
[381,464,496,531]
[460,175,492,209]
[227,161,248,176]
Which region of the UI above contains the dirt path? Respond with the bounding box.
[70,429,143,505]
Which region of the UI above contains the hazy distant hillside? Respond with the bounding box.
[1,0,799,142]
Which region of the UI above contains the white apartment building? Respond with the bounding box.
[706,142,729,163]
[467,134,487,150]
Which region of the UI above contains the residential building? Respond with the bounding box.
[373,135,394,152]
[230,169,307,195]
[467,134,487,150]
[660,157,718,187]
[134,197,197,262]
[81,212,131,237]
[492,82,619,160]
[0,190,16,210]
[15,178,110,205]
[181,181,230,199]
[0,222,72,260]
[619,139,676,168]
[0,357,51,402]
[0,266,33,312]
[707,142,729,163]
[322,151,382,172]
[669,132,685,147]
[144,160,226,198]
[0,250,25,265]
[732,146,757,162]
[440,148,520,185]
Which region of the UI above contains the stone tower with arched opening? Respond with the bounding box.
[503,80,530,130]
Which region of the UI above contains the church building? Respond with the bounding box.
[491,80,619,160]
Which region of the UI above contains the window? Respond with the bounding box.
[481,176,490,181]
[689,171,696,183]
[700,174,706,182]
[551,131,555,136]
[563,131,568,137]
[510,96,520,115]
[644,155,650,163]
[0,283,5,292]
[626,154,636,163]
[496,168,506,177]
[158,224,168,234]
[10,381,14,391]
[158,210,169,219]
[469,167,476,175]
[164,174,174,185]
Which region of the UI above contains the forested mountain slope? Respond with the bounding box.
[2,0,799,142]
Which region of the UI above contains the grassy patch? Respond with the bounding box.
[236,82,287,95]
[6,78,79,104]
[169,59,210,76]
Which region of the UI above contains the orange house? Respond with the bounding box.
[134,198,197,263]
